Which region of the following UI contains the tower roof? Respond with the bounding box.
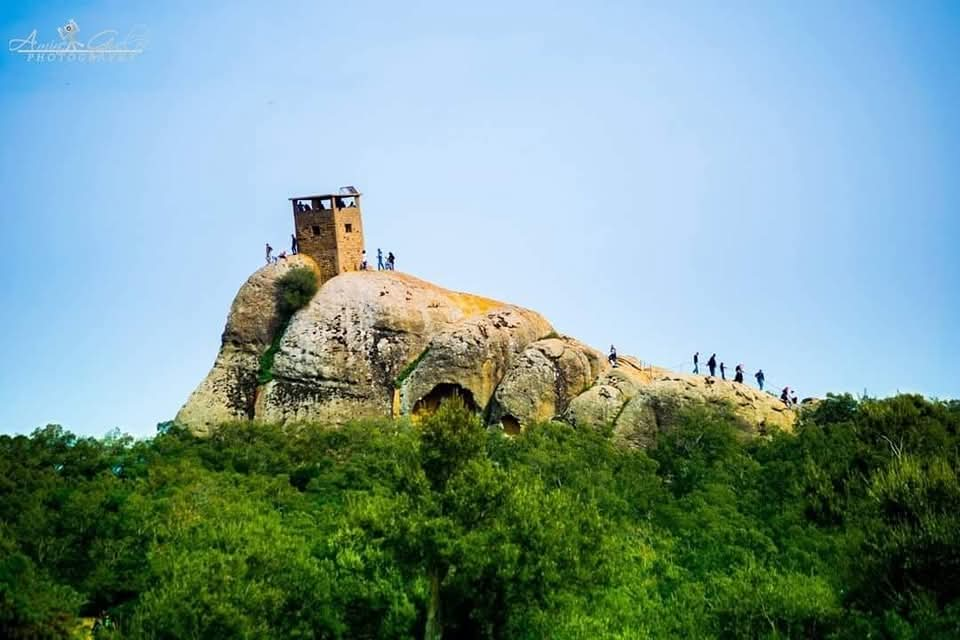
[289,186,361,200]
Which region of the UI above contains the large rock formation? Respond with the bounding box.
[177,265,798,444]
[176,255,321,431]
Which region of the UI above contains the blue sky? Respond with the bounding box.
[1,1,957,437]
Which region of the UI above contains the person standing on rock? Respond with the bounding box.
[377,248,384,271]
[720,362,726,380]
[387,252,395,270]
[781,387,791,406]
[265,243,273,264]
[755,369,765,390]
[291,234,299,255]
[693,352,700,374]
[609,345,618,368]
[707,354,717,377]
[734,364,744,383]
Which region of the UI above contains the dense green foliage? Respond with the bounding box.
[257,266,319,384]
[1,394,959,638]
[276,267,318,318]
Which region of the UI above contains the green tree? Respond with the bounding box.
[0,531,82,640]
[2,392,960,638]
[276,266,318,318]
[416,397,485,640]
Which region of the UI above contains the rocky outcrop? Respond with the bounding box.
[488,337,605,431]
[562,358,653,428]
[178,267,798,443]
[175,255,321,434]
[179,269,554,427]
[398,308,554,419]
[591,372,796,449]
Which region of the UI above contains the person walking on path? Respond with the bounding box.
[693,352,700,374]
[377,248,384,271]
[291,234,299,255]
[707,354,717,377]
[608,345,618,368]
[720,362,726,380]
[387,251,395,270]
[734,364,744,383]
[755,369,765,391]
[265,243,273,264]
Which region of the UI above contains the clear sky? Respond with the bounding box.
[1,1,957,437]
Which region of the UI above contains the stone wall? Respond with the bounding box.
[293,202,366,284]
[333,207,365,274]
[293,208,340,283]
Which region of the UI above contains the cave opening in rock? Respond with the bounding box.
[500,414,521,435]
[413,383,478,417]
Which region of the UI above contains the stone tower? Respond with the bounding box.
[290,187,365,285]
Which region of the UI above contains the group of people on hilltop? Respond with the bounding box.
[694,352,750,383]
[376,248,395,271]
[359,248,396,271]
[692,351,799,407]
[780,386,799,408]
[265,237,397,273]
[264,235,300,264]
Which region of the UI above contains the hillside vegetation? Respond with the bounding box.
[2,394,959,639]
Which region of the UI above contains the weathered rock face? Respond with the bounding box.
[398,308,554,419]
[175,255,321,434]
[254,271,551,425]
[178,268,554,429]
[604,373,796,449]
[489,337,605,431]
[563,358,651,428]
[177,267,798,444]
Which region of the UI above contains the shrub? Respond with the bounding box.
[276,267,318,319]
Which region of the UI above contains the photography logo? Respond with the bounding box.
[9,18,148,62]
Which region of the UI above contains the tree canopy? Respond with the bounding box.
[1,393,959,638]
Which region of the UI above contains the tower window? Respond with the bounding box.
[312,225,321,236]
[345,223,353,233]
